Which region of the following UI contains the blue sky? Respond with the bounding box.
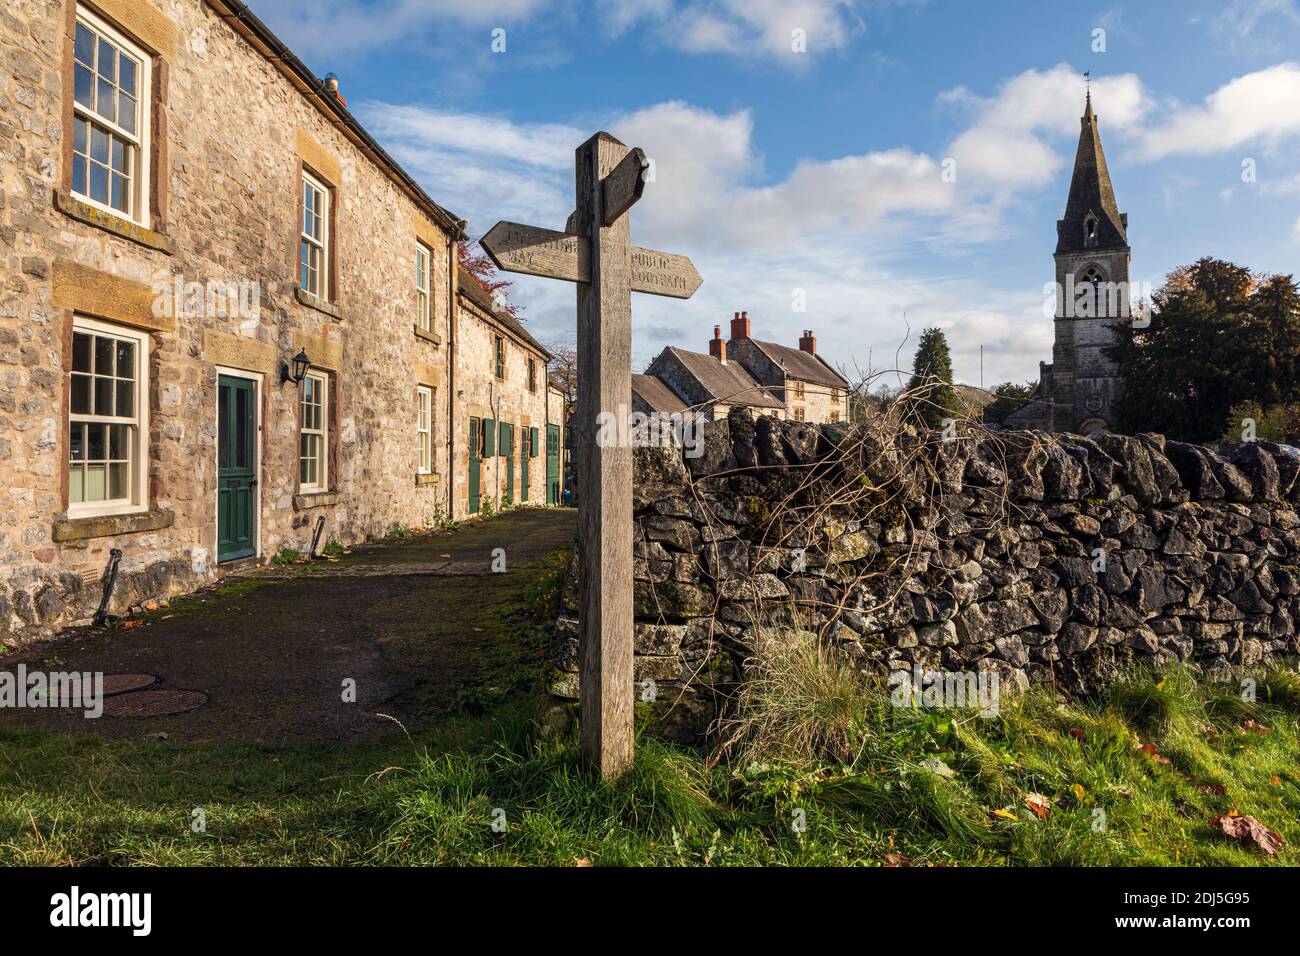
[253,0,1300,388]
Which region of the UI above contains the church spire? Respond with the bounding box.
[1055,90,1127,255]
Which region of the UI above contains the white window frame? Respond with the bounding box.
[71,6,152,228]
[300,171,330,300]
[68,315,149,518]
[299,371,328,493]
[416,242,431,333]
[416,385,433,475]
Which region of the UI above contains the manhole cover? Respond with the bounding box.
[102,689,208,718]
[102,674,159,697]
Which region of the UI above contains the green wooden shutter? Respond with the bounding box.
[498,421,509,457]
[530,426,539,458]
[483,418,495,457]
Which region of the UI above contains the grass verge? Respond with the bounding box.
[1,568,1297,864]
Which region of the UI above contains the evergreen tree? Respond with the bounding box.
[982,381,1036,425]
[902,327,959,429]
[1108,258,1299,443]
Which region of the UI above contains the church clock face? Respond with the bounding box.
[1084,392,1104,414]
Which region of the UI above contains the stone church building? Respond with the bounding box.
[1006,93,1133,434]
[0,0,564,644]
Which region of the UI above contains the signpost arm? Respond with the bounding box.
[575,132,635,780]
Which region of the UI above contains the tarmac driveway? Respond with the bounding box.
[0,508,576,745]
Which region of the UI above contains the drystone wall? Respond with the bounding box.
[552,409,1300,739]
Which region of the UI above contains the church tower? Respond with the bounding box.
[1048,91,1131,433]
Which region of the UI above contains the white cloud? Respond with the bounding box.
[609,102,951,252]
[1210,0,1300,54]
[941,64,1149,188]
[597,0,865,59]
[1260,169,1300,195]
[1135,63,1300,160]
[255,0,551,60]
[356,84,1077,384]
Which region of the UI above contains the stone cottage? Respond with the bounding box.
[0,0,557,644]
[454,265,561,513]
[639,311,850,424]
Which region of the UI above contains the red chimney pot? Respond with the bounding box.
[730,310,751,341]
[709,324,727,363]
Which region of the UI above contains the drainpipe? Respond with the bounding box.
[447,234,458,519]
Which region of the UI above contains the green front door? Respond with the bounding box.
[546,424,560,504]
[217,374,257,562]
[520,428,530,502]
[468,415,480,514]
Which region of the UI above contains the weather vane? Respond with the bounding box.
[1084,70,1091,97]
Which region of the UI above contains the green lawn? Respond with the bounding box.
[2,667,1297,865]
[1,545,1297,865]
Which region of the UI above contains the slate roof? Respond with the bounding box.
[666,347,783,409]
[1056,95,1128,255]
[747,339,848,390]
[631,374,689,414]
[457,267,550,360]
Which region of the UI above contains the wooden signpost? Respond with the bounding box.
[481,132,701,779]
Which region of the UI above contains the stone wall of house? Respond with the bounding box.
[551,410,1300,740]
[787,379,845,424]
[453,294,550,516]
[0,0,456,645]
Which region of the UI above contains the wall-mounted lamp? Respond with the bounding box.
[281,349,311,386]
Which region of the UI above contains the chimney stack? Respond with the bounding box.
[799,329,817,354]
[323,72,347,107]
[730,310,751,341]
[709,325,727,362]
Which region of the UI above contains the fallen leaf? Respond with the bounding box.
[1210,814,1285,856]
[1242,720,1272,735]
[1025,792,1052,820]
[1271,775,1283,786]
[1071,783,1086,801]
[1198,783,1228,796]
[1139,743,1171,765]
[883,853,908,867]
[1069,727,1085,743]
[574,858,593,867]
[992,808,1019,821]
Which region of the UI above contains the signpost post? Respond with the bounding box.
[481,132,701,779]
